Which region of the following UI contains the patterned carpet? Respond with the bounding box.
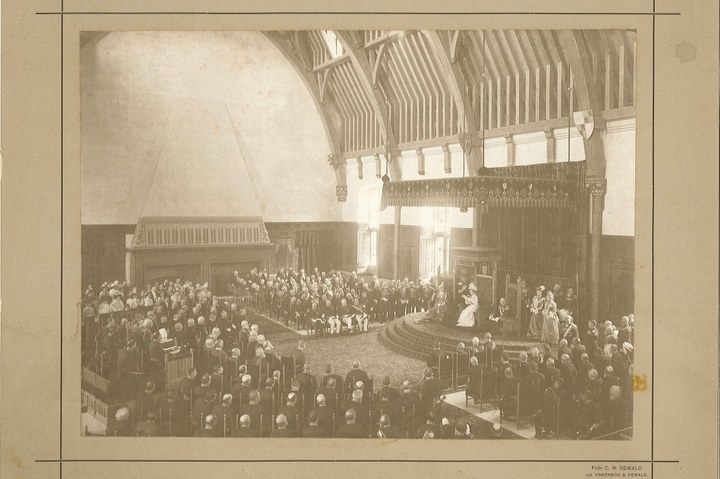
[249,312,426,389]
[247,312,524,438]
[279,330,426,389]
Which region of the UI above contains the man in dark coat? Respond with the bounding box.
[238,390,263,436]
[399,380,422,430]
[336,409,366,438]
[259,378,276,436]
[375,375,400,403]
[375,414,402,439]
[277,392,301,434]
[194,414,218,437]
[420,368,442,414]
[232,414,257,437]
[322,364,344,394]
[301,410,323,438]
[310,394,335,437]
[345,361,370,399]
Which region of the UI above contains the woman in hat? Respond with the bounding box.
[456,283,479,328]
[527,286,546,339]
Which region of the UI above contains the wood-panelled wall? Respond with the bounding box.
[599,235,635,320]
[82,222,632,321]
[82,222,358,289]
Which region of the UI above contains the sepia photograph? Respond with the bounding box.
[79,29,637,441]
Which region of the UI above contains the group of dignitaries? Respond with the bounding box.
[81,267,445,382]
[242,267,444,334]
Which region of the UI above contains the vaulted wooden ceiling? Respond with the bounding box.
[264,29,636,160]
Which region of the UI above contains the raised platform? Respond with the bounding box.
[379,312,545,361]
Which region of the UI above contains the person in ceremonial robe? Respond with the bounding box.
[456,283,478,328]
[418,282,446,323]
[541,291,560,344]
[528,286,546,339]
[488,297,511,334]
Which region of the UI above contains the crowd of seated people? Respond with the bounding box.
[236,267,441,334]
[82,268,634,440]
[82,275,459,438]
[458,312,634,439]
[107,356,498,439]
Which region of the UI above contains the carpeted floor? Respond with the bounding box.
[247,312,525,438]
[280,330,426,389]
[249,312,426,389]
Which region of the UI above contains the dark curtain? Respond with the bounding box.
[488,161,588,280]
[295,230,320,272]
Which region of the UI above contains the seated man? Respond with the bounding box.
[323,297,341,336]
[301,410,323,438]
[271,414,296,438]
[351,297,369,332]
[194,414,218,437]
[375,414,402,439]
[340,389,368,427]
[488,297,511,334]
[192,390,218,432]
[310,394,334,437]
[336,298,353,332]
[316,377,340,414]
[238,390,263,436]
[277,393,301,434]
[336,409,365,438]
[416,411,440,439]
[211,394,235,437]
[309,301,326,336]
[232,414,257,437]
[134,410,161,437]
[375,390,403,430]
[375,375,400,403]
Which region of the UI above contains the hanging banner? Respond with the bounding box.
[573,109,595,140]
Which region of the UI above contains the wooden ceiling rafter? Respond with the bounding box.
[335,30,402,179]
[423,30,483,174]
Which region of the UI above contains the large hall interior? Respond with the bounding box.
[80,29,636,441]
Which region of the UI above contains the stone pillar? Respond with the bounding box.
[442,144,452,173]
[417,148,425,176]
[505,134,516,166]
[588,179,606,323]
[393,206,402,280]
[472,208,483,247]
[545,128,555,162]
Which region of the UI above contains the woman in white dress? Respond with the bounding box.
[456,282,479,328]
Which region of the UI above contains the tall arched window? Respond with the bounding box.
[419,207,451,280]
[357,184,380,270]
